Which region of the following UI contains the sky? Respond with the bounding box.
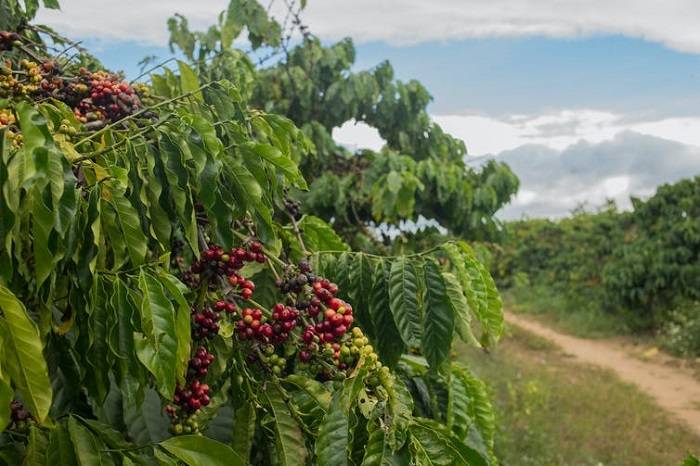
[36,0,700,219]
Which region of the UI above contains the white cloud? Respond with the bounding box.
[333,110,700,220]
[334,109,700,156]
[434,111,700,155]
[36,1,700,54]
[333,120,385,152]
[494,132,700,219]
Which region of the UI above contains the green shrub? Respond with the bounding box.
[660,302,700,357]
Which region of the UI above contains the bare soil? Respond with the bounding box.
[506,312,700,437]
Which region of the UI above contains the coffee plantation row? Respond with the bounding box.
[492,175,700,356]
[0,0,511,464]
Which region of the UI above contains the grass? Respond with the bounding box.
[458,325,700,466]
[502,284,645,339]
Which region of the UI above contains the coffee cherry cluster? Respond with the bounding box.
[284,196,302,220]
[0,59,40,98]
[71,69,141,124]
[0,108,15,128]
[236,307,273,341]
[255,345,288,375]
[190,243,264,282]
[169,240,385,432]
[349,327,379,366]
[309,281,352,343]
[269,303,300,342]
[167,346,215,433]
[0,108,22,147]
[187,346,216,379]
[191,305,221,340]
[9,400,32,432]
[0,33,147,132]
[0,31,20,51]
[168,241,265,434]
[171,378,211,415]
[276,261,315,294]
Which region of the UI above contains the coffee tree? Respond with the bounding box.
[0,0,505,464]
[166,0,519,249]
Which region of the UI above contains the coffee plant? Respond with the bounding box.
[0,0,507,464]
[166,0,520,250]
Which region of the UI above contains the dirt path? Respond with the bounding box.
[505,312,700,437]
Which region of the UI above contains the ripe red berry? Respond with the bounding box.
[328,298,342,310]
[332,314,344,326]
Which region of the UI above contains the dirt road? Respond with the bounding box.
[505,312,700,437]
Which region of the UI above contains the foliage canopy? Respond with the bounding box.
[0,0,510,464]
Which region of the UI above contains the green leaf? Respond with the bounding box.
[316,391,350,466]
[47,424,78,466]
[158,271,191,386]
[104,181,148,266]
[444,243,503,346]
[447,370,472,440]
[299,215,349,252]
[0,378,12,430]
[383,374,413,450]
[160,435,245,466]
[85,276,113,404]
[388,257,421,347]
[422,260,455,370]
[124,388,170,444]
[141,145,172,248]
[110,279,144,406]
[453,365,496,454]
[158,130,199,255]
[349,253,375,338]
[410,418,488,466]
[133,270,178,398]
[24,425,49,465]
[0,285,52,423]
[68,416,116,466]
[369,261,405,368]
[283,374,332,410]
[442,272,480,347]
[177,60,203,101]
[224,160,274,242]
[241,142,307,189]
[231,402,256,462]
[361,422,390,466]
[265,385,307,466]
[31,184,56,288]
